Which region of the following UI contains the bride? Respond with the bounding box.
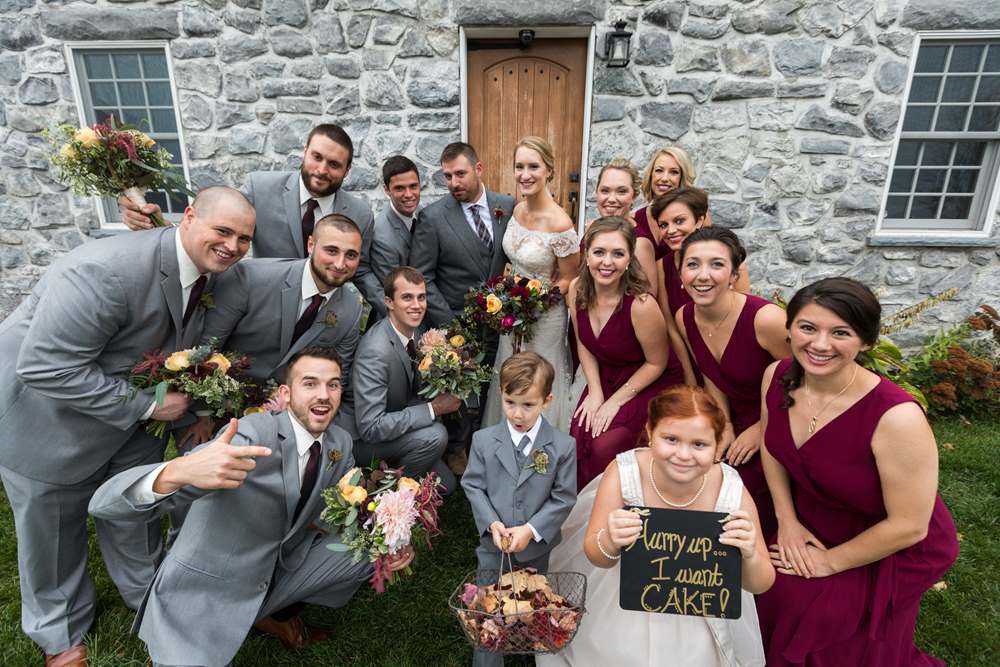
[482,136,579,432]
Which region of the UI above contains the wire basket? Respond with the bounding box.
[448,566,587,655]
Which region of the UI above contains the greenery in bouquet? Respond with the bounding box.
[124,344,251,438]
[462,275,563,350]
[415,327,492,402]
[321,463,444,593]
[44,121,192,227]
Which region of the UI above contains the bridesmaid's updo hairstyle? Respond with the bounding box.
[646,385,727,446]
[640,146,696,202]
[597,158,641,196]
[679,227,747,279]
[513,136,555,183]
[649,186,709,224]
[780,277,881,408]
[576,216,650,311]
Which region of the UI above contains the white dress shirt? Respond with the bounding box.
[299,176,336,219]
[389,201,414,232]
[299,260,335,316]
[506,417,543,542]
[388,319,435,420]
[460,186,492,244]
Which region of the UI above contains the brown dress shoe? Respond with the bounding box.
[446,449,468,476]
[253,615,330,650]
[45,644,88,667]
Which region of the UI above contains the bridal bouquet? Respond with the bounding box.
[415,327,492,403]
[124,344,252,438]
[462,275,563,352]
[321,463,444,592]
[44,121,191,227]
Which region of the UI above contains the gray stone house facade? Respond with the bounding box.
[2,0,999,344]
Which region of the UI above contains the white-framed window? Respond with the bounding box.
[875,32,1000,241]
[65,41,190,228]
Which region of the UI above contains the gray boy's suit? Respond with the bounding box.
[368,204,414,319]
[88,411,370,667]
[238,171,381,312]
[0,227,219,653]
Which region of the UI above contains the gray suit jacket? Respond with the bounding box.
[408,191,514,328]
[238,171,380,312]
[352,317,433,444]
[461,419,577,563]
[200,258,363,436]
[88,411,354,667]
[0,227,214,484]
[369,204,413,318]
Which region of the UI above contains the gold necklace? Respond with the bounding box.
[700,291,736,338]
[803,364,859,434]
[648,456,707,508]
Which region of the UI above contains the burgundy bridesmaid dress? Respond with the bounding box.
[660,249,692,318]
[633,207,669,260]
[681,294,779,539]
[756,359,959,666]
[571,294,671,490]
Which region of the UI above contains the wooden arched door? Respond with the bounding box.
[467,39,588,221]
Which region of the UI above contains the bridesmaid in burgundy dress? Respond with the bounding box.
[568,217,671,490]
[633,147,696,292]
[674,226,790,540]
[757,277,958,666]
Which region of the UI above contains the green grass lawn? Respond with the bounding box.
[1,417,997,666]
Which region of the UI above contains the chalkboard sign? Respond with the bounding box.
[619,506,742,619]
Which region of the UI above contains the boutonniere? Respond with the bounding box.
[523,449,549,475]
[199,292,215,311]
[493,207,505,223]
[326,448,342,471]
[324,312,338,327]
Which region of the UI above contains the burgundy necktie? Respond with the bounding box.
[291,294,324,347]
[469,205,493,253]
[292,441,321,524]
[182,275,207,327]
[301,198,319,257]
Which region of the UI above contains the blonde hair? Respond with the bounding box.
[513,136,555,183]
[597,158,641,196]
[640,146,696,202]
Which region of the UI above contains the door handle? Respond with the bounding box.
[568,191,579,222]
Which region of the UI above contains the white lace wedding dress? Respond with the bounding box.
[482,217,579,432]
[536,449,766,667]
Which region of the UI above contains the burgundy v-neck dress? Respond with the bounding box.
[571,294,672,490]
[681,294,778,539]
[756,359,959,667]
[633,207,670,261]
[660,249,692,318]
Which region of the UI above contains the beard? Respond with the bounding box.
[310,254,352,292]
[301,164,342,198]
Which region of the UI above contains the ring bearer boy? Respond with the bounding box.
[461,352,577,667]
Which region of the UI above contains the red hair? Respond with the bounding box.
[645,386,727,444]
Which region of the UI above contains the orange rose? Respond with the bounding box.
[398,477,420,493]
[485,294,502,314]
[527,279,542,291]
[418,355,432,373]
[341,484,368,506]
[206,352,231,373]
[73,127,100,147]
[337,467,361,492]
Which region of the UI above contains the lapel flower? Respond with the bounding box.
[326,448,342,471]
[324,312,338,327]
[199,292,215,311]
[493,207,504,223]
[523,449,549,475]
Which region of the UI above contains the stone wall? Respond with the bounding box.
[1,0,999,343]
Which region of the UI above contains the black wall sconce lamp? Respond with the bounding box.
[604,20,633,68]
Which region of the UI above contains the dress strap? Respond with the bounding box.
[615,449,644,506]
[713,463,745,515]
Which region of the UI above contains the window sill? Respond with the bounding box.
[867,235,1000,248]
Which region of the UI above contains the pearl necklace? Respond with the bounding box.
[648,456,707,508]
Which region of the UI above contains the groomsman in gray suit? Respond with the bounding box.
[119,123,381,313]
[0,187,255,665]
[408,142,515,328]
[368,156,422,320]
[89,348,414,667]
[352,267,460,492]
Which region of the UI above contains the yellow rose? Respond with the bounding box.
[164,350,191,371]
[418,355,432,373]
[342,484,368,506]
[134,131,155,148]
[59,144,77,161]
[243,406,264,415]
[449,334,465,348]
[337,468,361,492]
[485,294,502,314]
[527,279,542,292]
[446,350,460,363]
[206,353,231,373]
[73,127,100,148]
[398,477,420,493]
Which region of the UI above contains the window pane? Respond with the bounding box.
[93,109,119,125]
[986,44,1000,72]
[954,141,986,165]
[167,192,187,212]
[942,76,976,102]
[910,195,940,218]
[976,75,1000,103]
[940,196,972,219]
[889,168,915,192]
[949,44,984,73]
[946,169,979,193]
[122,108,149,128]
[158,138,182,163]
[89,81,117,107]
[150,108,177,133]
[141,52,168,78]
[902,106,933,131]
[895,140,920,165]
[968,105,1000,131]
[908,76,941,103]
[922,142,953,165]
[915,45,948,73]
[885,196,909,218]
[146,81,172,106]
[113,53,141,78]
[145,191,168,210]
[916,169,947,193]
[935,105,969,131]
[83,53,111,79]
[118,81,145,106]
